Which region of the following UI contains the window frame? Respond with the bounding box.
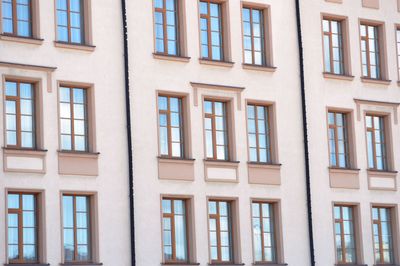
[1,0,33,37]
[57,81,96,154]
[199,0,223,61]
[153,0,180,56]
[333,205,357,264]
[207,199,233,264]
[59,86,89,152]
[251,201,278,263]
[371,205,398,265]
[7,192,39,264]
[246,103,272,164]
[61,193,97,264]
[158,94,185,158]
[55,0,85,44]
[327,110,351,168]
[396,25,400,81]
[203,98,230,161]
[365,114,388,171]
[54,0,93,47]
[359,20,388,81]
[161,198,190,263]
[322,17,344,75]
[4,79,37,150]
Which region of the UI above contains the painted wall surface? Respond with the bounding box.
[0,1,131,265]
[128,0,310,265]
[301,0,400,265]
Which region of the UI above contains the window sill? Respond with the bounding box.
[58,151,99,176]
[242,64,277,72]
[161,263,200,266]
[208,262,246,266]
[335,264,367,266]
[361,77,391,85]
[204,159,240,165]
[54,41,96,52]
[4,263,50,266]
[253,263,288,266]
[199,58,235,68]
[153,53,191,62]
[60,263,103,266]
[323,72,355,81]
[0,34,43,45]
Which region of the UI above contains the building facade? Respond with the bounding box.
[303,0,400,265]
[0,0,131,266]
[127,0,311,265]
[2,0,400,266]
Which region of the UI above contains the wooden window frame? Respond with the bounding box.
[396,26,400,81]
[154,0,180,56]
[199,0,224,61]
[161,198,190,263]
[5,79,37,150]
[1,0,33,37]
[242,6,266,66]
[360,23,381,79]
[7,192,39,264]
[251,201,277,263]
[59,86,89,152]
[204,99,230,161]
[158,95,185,158]
[62,194,92,263]
[323,18,344,75]
[328,111,350,168]
[334,205,357,264]
[365,114,387,171]
[208,199,233,264]
[247,104,272,163]
[56,0,84,44]
[372,206,395,264]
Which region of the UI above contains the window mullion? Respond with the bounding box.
[67,0,72,42]
[16,83,21,148]
[18,193,23,261]
[70,88,76,151]
[73,196,78,261]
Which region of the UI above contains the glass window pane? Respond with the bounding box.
[8,194,20,209]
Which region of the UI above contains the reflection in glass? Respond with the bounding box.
[247,105,271,163]
[57,0,83,43]
[63,195,91,262]
[252,202,276,262]
[162,199,188,262]
[7,193,38,262]
[366,115,386,170]
[200,1,223,60]
[158,96,184,157]
[243,7,265,65]
[360,24,380,79]
[208,200,232,263]
[372,207,393,264]
[204,100,228,160]
[323,19,344,74]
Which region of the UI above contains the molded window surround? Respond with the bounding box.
[332,203,364,265]
[160,195,198,265]
[60,192,100,265]
[153,0,188,59]
[359,20,390,83]
[198,0,233,65]
[5,189,47,265]
[251,199,285,265]
[207,197,242,265]
[321,14,352,78]
[241,2,274,70]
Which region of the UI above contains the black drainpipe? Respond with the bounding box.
[294,1,315,266]
[120,0,136,266]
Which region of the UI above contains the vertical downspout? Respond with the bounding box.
[120,0,136,265]
[294,1,316,265]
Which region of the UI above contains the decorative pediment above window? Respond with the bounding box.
[190,82,245,110]
[354,99,400,125]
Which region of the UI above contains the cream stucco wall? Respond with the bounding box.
[0,1,131,265]
[128,0,310,265]
[301,0,400,265]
